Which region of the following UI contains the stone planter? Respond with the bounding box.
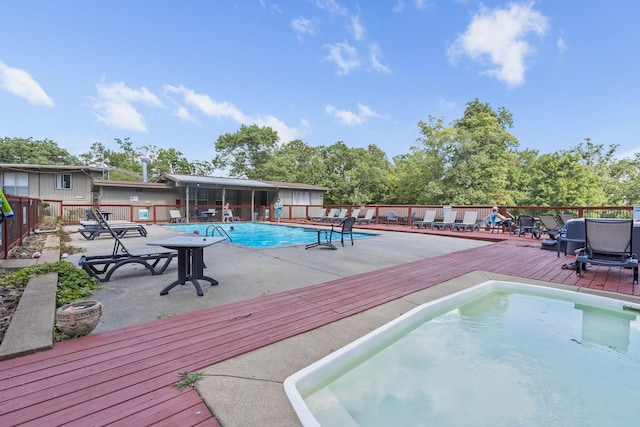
[55,300,103,336]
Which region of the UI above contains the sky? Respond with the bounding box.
[1,0,640,168]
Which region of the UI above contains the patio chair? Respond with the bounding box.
[451,211,480,232]
[576,218,638,284]
[432,211,458,230]
[79,210,175,282]
[538,215,563,240]
[412,210,436,229]
[517,215,542,239]
[357,209,376,224]
[169,209,186,223]
[329,217,356,247]
[559,213,577,226]
[385,211,399,225]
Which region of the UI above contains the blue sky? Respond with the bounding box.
[1,1,639,167]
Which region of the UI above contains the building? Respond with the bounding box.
[0,164,329,222]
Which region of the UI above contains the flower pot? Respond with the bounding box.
[56,300,103,336]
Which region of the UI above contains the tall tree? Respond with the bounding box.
[0,137,78,164]
[213,124,279,179]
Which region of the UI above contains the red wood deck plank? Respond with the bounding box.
[2,235,639,425]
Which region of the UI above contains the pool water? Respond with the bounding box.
[285,281,640,426]
[164,222,374,248]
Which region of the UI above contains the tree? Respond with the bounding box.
[0,137,79,164]
[213,124,279,179]
[262,140,326,184]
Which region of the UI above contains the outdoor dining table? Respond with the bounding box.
[148,235,226,296]
[303,227,337,250]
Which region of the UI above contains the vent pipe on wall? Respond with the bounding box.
[140,157,149,182]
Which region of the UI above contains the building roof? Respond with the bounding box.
[0,163,103,173]
[157,173,328,192]
[92,179,173,190]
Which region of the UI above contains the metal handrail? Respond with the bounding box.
[205,225,232,242]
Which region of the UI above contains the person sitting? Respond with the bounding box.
[487,206,516,233]
[223,203,232,223]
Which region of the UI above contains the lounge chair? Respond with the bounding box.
[308,208,327,222]
[321,208,339,222]
[432,211,457,230]
[517,215,542,239]
[78,210,147,240]
[559,213,577,226]
[357,209,376,224]
[169,209,186,223]
[79,210,175,282]
[452,211,480,232]
[538,215,563,240]
[412,210,436,229]
[350,208,361,219]
[576,218,638,284]
[329,217,356,247]
[329,208,348,224]
[78,222,147,240]
[385,211,399,225]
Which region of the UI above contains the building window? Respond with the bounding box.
[292,191,310,205]
[2,172,29,196]
[55,174,72,190]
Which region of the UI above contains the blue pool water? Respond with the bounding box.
[285,281,640,426]
[164,222,375,248]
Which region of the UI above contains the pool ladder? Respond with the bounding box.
[205,225,232,242]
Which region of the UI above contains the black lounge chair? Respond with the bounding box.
[78,216,147,240]
[329,216,356,247]
[79,210,175,282]
[576,218,638,284]
[538,215,563,240]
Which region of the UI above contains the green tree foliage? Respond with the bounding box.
[213,124,279,179]
[0,137,79,165]
[318,142,391,205]
[78,138,210,181]
[262,139,326,184]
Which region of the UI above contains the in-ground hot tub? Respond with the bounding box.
[284,281,640,426]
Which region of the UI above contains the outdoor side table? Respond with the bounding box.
[148,236,226,296]
[304,227,337,250]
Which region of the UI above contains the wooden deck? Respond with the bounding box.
[1,226,639,426]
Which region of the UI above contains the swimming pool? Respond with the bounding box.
[284,281,640,426]
[164,222,375,248]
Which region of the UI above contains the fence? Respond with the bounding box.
[0,195,40,259]
[2,198,635,259]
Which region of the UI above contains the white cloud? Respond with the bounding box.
[447,2,549,87]
[325,103,381,126]
[291,17,316,37]
[165,84,247,123]
[556,36,567,55]
[350,14,365,41]
[92,81,163,131]
[324,41,360,75]
[369,43,391,74]
[316,0,348,16]
[164,84,306,144]
[0,60,54,107]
